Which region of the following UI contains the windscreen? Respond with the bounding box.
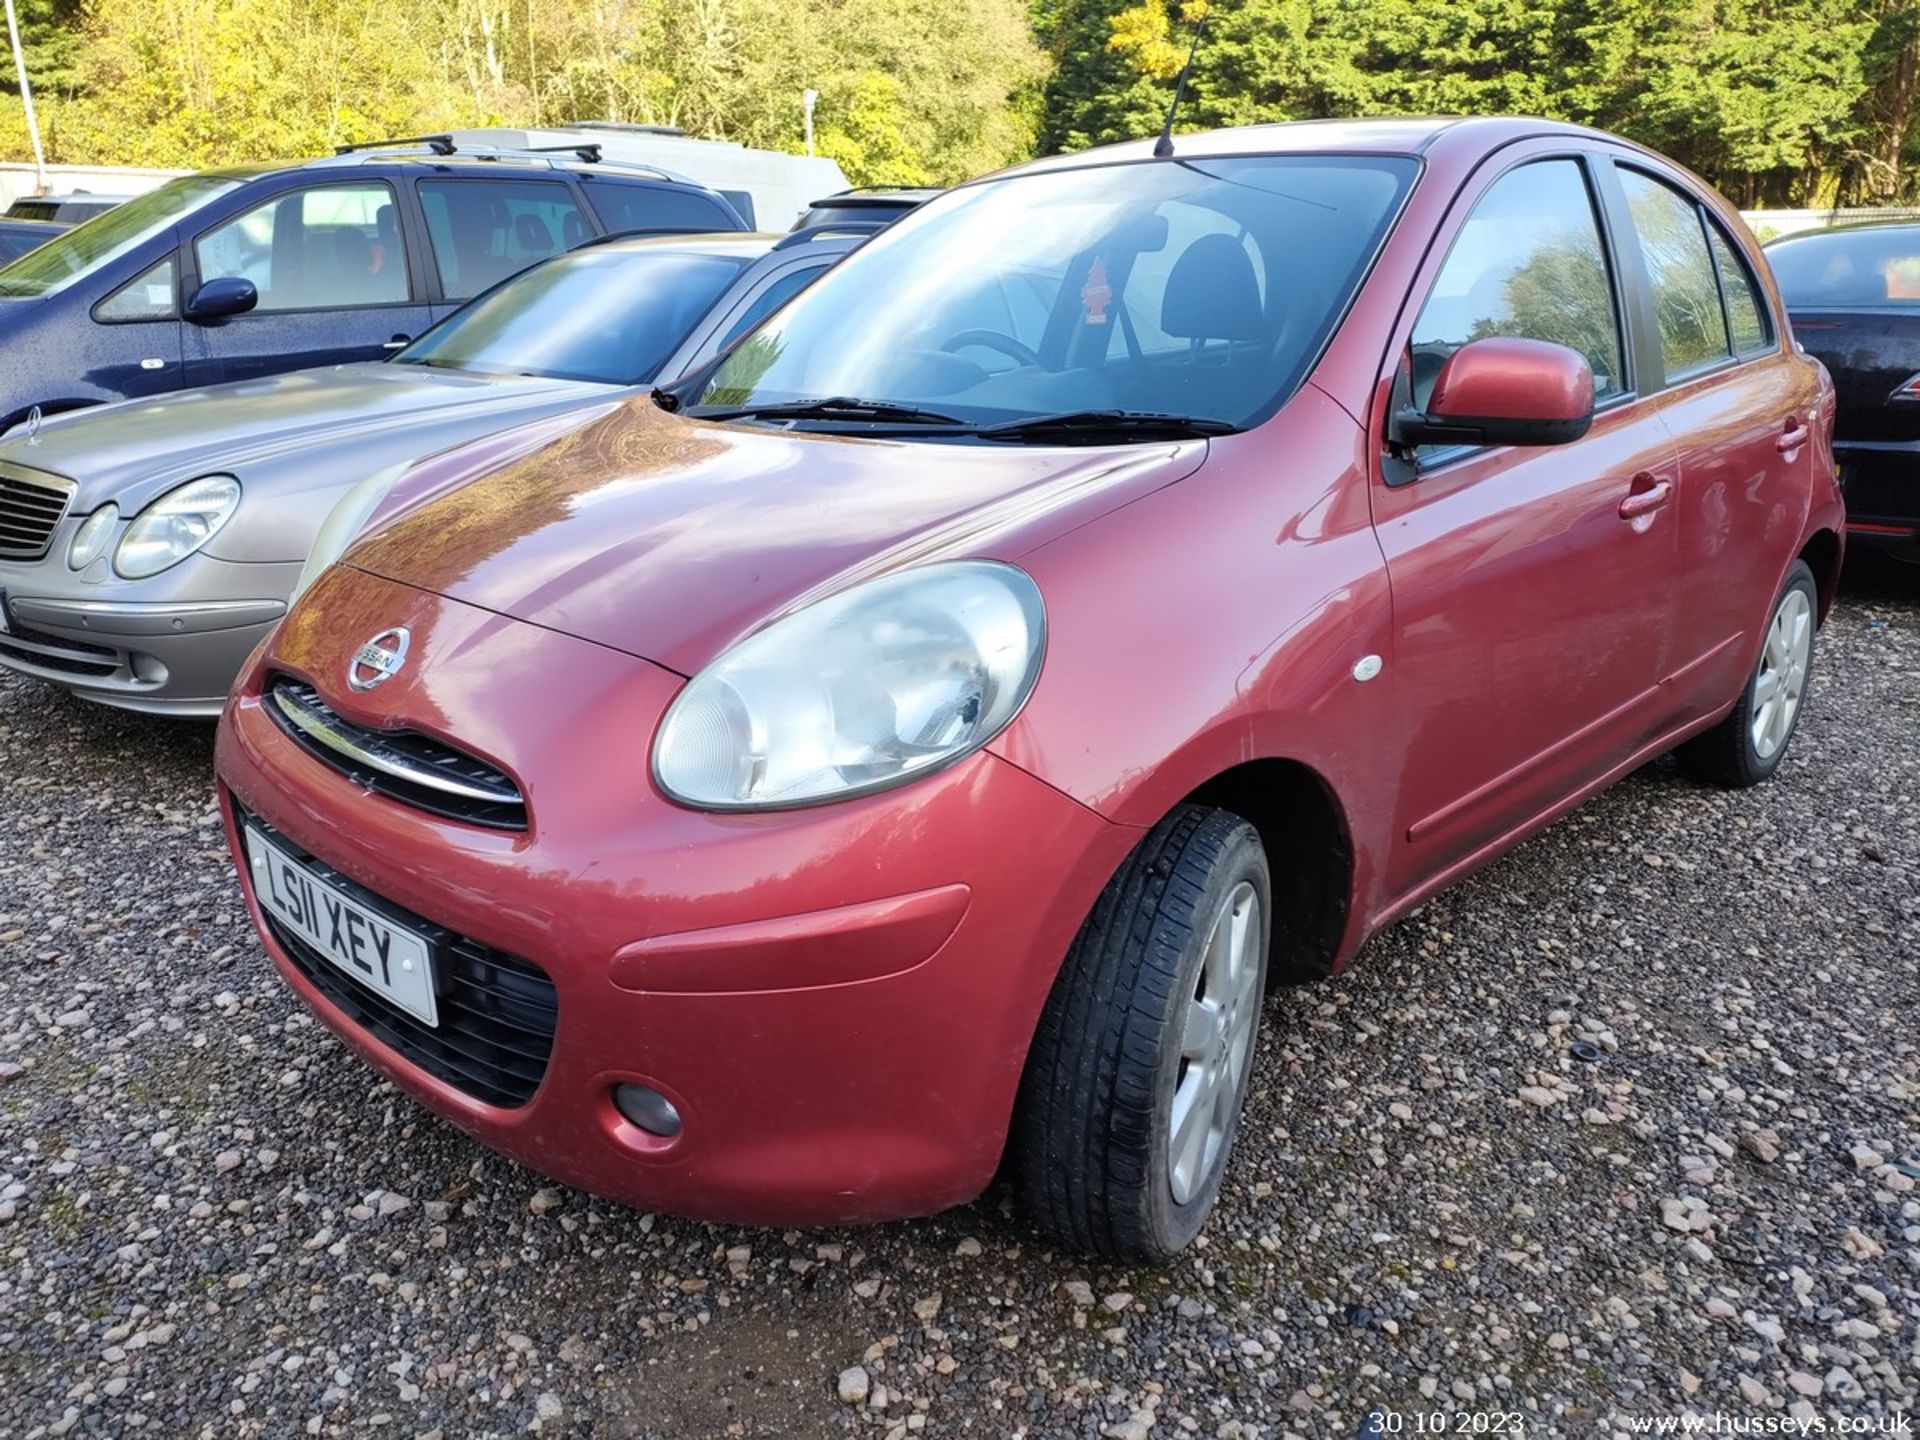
[1769,226,1920,307]
[396,247,752,385]
[691,154,1418,432]
[0,175,240,297]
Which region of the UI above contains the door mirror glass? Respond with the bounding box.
[1393,335,1595,448]
[183,275,258,323]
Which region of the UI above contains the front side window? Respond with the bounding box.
[716,263,828,351]
[1620,169,1730,376]
[95,256,178,322]
[419,179,589,301]
[0,174,239,298]
[195,183,409,313]
[690,155,1417,433]
[395,247,749,385]
[1410,159,1625,410]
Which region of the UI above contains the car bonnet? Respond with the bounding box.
[340,395,1208,677]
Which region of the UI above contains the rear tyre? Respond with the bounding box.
[1015,805,1270,1263]
[1674,560,1819,788]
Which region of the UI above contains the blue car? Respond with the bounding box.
[0,136,746,432]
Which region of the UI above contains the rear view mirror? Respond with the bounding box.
[184,276,258,324]
[1392,336,1595,449]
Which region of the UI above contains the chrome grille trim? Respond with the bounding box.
[266,677,528,831]
[0,466,77,561]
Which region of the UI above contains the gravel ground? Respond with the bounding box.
[1,564,1915,1440]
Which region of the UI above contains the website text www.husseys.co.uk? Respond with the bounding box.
[1623,1415,1912,1436]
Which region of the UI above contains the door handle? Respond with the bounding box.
[1618,475,1673,521]
[382,335,411,351]
[1776,419,1809,453]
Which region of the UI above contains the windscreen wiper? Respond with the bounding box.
[972,409,1237,442]
[689,396,966,426]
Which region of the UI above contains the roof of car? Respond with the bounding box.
[1763,219,1920,248]
[197,141,728,193]
[583,231,787,259]
[993,116,1621,179]
[806,187,943,209]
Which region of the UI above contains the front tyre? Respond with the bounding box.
[1675,559,1819,788]
[1015,806,1270,1263]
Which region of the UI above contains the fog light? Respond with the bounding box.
[613,1083,682,1137]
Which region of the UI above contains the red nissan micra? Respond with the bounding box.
[216,117,1842,1262]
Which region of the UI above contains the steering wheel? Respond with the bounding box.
[940,329,1041,368]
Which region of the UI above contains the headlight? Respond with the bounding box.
[114,476,240,579]
[291,463,408,605]
[653,561,1046,810]
[67,504,118,570]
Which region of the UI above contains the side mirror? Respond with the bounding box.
[1392,336,1595,449]
[184,276,258,324]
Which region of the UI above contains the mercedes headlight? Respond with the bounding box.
[653,561,1046,810]
[67,504,118,570]
[291,464,408,605]
[114,476,240,579]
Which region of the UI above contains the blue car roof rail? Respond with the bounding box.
[320,135,682,184]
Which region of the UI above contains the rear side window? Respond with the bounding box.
[1619,169,1730,376]
[196,183,410,313]
[420,179,589,301]
[584,183,739,237]
[1768,226,1920,307]
[1706,226,1770,354]
[1410,158,1625,408]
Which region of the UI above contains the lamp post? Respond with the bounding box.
[3,0,46,193]
[802,88,817,158]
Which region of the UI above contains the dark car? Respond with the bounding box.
[1767,220,1920,556]
[4,192,129,224]
[791,186,943,234]
[0,218,65,264]
[0,136,747,433]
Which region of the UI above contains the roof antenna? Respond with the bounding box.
[1152,10,1209,159]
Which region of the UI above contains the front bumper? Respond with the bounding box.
[0,546,298,715]
[216,566,1135,1225]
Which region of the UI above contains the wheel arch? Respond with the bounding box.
[1176,756,1356,984]
[1797,528,1842,623]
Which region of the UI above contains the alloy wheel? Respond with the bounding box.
[1167,880,1263,1206]
[1751,587,1813,762]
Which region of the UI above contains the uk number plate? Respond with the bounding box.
[246,827,439,1027]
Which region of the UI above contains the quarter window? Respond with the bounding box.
[1620,169,1730,376]
[195,183,408,313]
[419,179,589,301]
[1706,225,1770,354]
[96,255,178,322]
[1410,159,1624,410]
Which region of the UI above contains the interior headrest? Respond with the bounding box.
[1161,233,1265,343]
[514,212,553,254]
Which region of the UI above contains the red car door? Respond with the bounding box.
[1607,161,1824,721]
[1370,149,1683,900]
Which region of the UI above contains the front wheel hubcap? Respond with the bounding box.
[1167,881,1263,1206]
[1750,588,1812,762]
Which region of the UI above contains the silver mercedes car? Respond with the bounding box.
[0,227,874,716]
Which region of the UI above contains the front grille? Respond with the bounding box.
[236,809,557,1108]
[266,676,527,831]
[0,621,120,677]
[0,468,76,560]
